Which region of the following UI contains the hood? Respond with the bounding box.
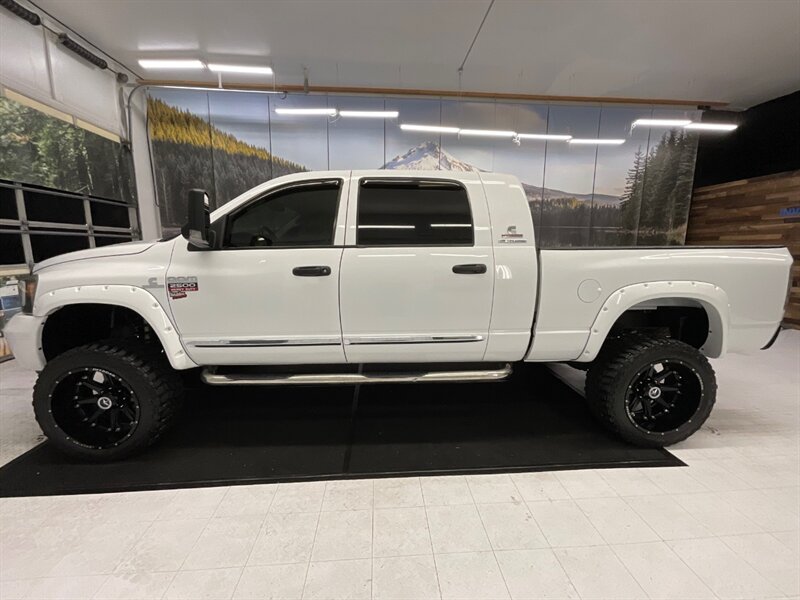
[34,239,158,272]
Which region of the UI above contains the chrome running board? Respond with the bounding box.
[201,364,512,386]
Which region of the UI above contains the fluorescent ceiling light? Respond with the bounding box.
[275,107,337,116]
[684,122,738,132]
[138,59,205,69]
[516,133,572,141]
[358,225,415,229]
[569,138,625,145]
[207,64,273,75]
[459,128,516,138]
[400,124,460,133]
[339,110,398,118]
[154,85,284,94]
[430,224,471,227]
[633,118,692,127]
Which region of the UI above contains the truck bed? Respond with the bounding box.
[527,245,792,362]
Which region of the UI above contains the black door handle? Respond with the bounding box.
[452,263,487,274]
[292,265,332,277]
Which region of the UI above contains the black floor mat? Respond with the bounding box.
[0,364,682,497]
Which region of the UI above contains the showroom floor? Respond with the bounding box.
[0,332,798,600]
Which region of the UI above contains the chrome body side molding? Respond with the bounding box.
[343,334,484,345]
[188,334,485,349]
[188,337,341,348]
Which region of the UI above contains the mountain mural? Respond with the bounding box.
[146,92,696,247]
[383,141,620,205]
[382,141,479,172]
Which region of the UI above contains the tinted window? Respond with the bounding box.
[357,181,473,246]
[1,294,21,310]
[226,182,340,248]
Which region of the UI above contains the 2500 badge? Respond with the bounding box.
[167,276,198,299]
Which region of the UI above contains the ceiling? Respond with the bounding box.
[32,0,800,109]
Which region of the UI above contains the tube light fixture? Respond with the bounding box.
[338,110,399,118]
[0,0,41,25]
[275,107,337,116]
[207,64,273,75]
[632,118,692,128]
[152,85,285,94]
[138,59,205,69]
[569,138,625,145]
[459,128,516,138]
[400,124,460,134]
[516,133,572,141]
[684,122,738,132]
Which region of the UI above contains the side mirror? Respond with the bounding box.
[182,189,212,249]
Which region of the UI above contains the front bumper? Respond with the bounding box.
[3,314,47,371]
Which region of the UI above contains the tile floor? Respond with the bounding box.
[0,331,798,599]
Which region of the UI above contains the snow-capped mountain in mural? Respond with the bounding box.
[382,141,479,172]
[382,141,619,205]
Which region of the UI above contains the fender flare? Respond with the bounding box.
[578,280,730,361]
[35,284,197,370]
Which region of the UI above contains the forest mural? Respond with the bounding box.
[618,131,699,245]
[147,90,701,246]
[148,97,304,228]
[0,96,135,203]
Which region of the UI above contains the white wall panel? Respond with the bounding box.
[0,10,123,136]
[46,32,120,133]
[0,11,51,98]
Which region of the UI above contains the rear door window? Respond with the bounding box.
[357,180,473,246]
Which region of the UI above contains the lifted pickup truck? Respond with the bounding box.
[6,170,792,461]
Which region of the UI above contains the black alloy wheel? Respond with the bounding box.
[50,367,140,449]
[585,334,716,447]
[624,359,702,433]
[33,340,183,461]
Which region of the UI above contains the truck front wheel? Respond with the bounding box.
[585,335,716,447]
[33,341,183,461]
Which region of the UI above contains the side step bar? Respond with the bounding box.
[201,364,512,386]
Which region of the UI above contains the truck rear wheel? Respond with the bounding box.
[33,341,183,461]
[585,334,716,447]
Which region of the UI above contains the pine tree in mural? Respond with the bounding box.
[669,132,699,234]
[619,147,647,232]
[0,97,135,203]
[637,130,698,244]
[616,130,698,245]
[147,97,308,230]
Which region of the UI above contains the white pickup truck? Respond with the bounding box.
[6,170,792,461]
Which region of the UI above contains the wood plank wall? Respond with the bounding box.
[686,170,800,329]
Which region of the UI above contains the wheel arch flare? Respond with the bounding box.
[579,281,729,362]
